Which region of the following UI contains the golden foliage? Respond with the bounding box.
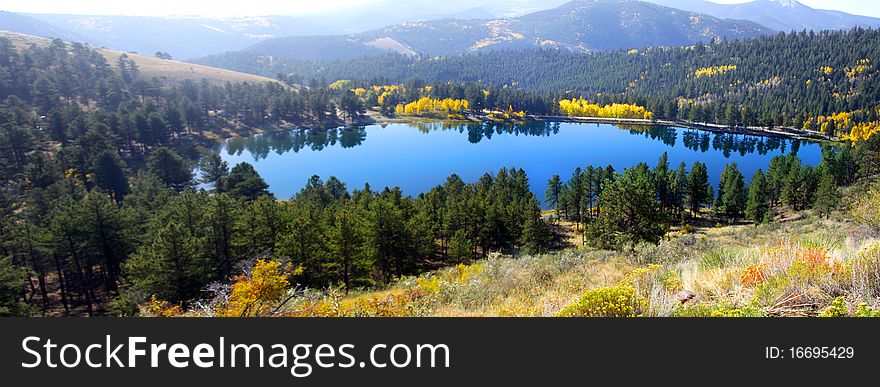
[844,59,872,80]
[558,98,652,119]
[395,97,470,116]
[811,108,880,142]
[216,260,296,317]
[328,79,352,90]
[140,296,183,317]
[694,65,736,78]
[847,122,880,142]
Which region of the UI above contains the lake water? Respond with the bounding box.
[213,121,824,204]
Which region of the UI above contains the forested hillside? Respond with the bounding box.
[0,35,380,315]
[2,26,880,318]
[0,35,556,316]
[198,28,880,140]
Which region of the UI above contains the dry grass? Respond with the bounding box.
[0,29,280,85]
[272,210,879,317]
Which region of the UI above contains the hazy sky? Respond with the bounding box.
[0,0,878,18]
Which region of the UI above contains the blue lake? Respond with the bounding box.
[213,121,824,204]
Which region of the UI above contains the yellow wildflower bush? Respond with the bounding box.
[216,260,294,317]
[673,303,765,317]
[556,285,648,317]
[819,297,880,317]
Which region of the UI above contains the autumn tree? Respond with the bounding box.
[215,259,293,317]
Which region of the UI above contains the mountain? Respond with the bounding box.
[648,0,880,31]
[0,1,531,60]
[0,30,280,85]
[242,0,772,61]
[17,13,333,60]
[0,11,96,44]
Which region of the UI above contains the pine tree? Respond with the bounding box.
[520,207,552,255]
[745,169,772,224]
[225,162,271,201]
[327,205,371,292]
[0,255,31,316]
[686,162,710,216]
[587,165,664,249]
[813,165,838,219]
[123,221,210,307]
[670,162,688,217]
[717,163,746,222]
[567,167,584,227]
[199,153,229,193]
[544,174,562,216]
[93,150,129,202]
[147,147,193,192]
[653,152,672,211]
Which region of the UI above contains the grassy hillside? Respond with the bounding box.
[0,30,279,85]
[269,201,879,317]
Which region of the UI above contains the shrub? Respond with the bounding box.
[282,288,430,317]
[216,259,293,317]
[854,303,880,317]
[797,247,830,272]
[660,271,683,292]
[851,184,880,234]
[850,243,880,299]
[556,285,648,317]
[621,264,664,300]
[700,248,741,270]
[741,264,768,287]
[819,297,880,317]
[818,297,849,317]
[139,296,183,317]
[681,223,695,234]
[672,303,765,317]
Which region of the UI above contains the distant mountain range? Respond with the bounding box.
[1,0,879,60]
[12,14,333,60]
[0,11,95,44]
[0,1,562,59]
[245,0,772,61]
[647,0,880,32]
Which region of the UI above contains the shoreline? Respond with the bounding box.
[207,110,841,146]
[364,110,840,143]
[526,115,839,142]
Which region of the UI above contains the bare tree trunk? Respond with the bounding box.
[53,254,69,314]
